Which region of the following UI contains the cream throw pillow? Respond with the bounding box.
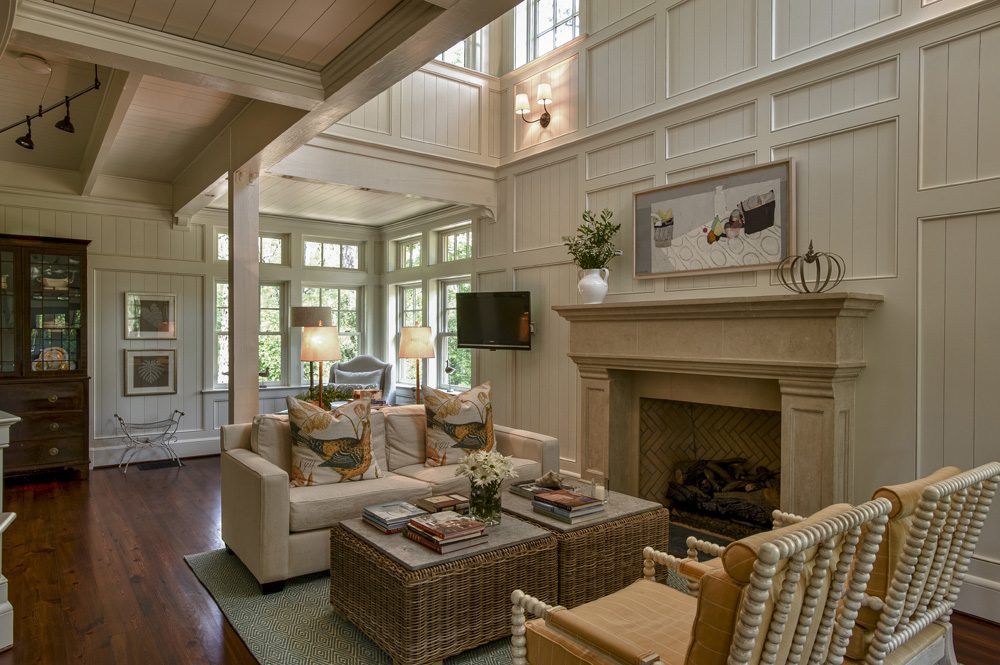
[286,396,381,486]
[423,382,494,467]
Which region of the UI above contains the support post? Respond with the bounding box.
[228,168,260,426]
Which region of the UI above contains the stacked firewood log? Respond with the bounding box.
[666,458,779,528]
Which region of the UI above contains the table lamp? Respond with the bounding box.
[398,326,434,403]
[301,323,341,410]
[292,306,332,394]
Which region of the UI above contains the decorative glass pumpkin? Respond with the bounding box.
[777,241,845,294]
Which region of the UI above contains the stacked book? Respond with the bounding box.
[532,489,605,524]
[363,501,428,534]
[508,480,572,499]
[415,493,470,514]
[404,511,487,554]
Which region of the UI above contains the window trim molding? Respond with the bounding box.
[302,236,364,271]
[438,223,473,264]
[396,282,425,387]
[299,284,364,383]
[437,277,472,390]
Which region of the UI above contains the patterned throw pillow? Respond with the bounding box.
[285,396,381,487]
[423,382,494,467]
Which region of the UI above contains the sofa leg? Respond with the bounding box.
[261,580,286,594]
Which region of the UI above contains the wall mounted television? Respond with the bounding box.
[456,291,531,350]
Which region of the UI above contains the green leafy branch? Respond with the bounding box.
[561,208,622,270]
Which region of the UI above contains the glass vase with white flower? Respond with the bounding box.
[455,450,517,525]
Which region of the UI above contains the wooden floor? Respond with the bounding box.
[0,457,997,664]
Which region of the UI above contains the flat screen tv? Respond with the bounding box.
[456,291,531,350]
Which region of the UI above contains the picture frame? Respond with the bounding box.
[633,159,794,279]
[123,349,176,396]
[125,292,177,339]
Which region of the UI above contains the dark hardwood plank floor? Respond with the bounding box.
[0,456,997,664]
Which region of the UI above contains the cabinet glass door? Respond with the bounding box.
[0,250,15,374]
[28,252,83,373]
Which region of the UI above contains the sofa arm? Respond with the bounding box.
[495,425,559,474]
[221,448,290,585]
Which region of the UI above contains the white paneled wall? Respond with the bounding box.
[586,17,656,124]
[584,177,656,295]
[588,0,655,33]
[400,70,482,154]
[666,102,757,158]
[919,23,1000,189]
[666,152,756,183]
[772,0,901,58]
[667,0,756,95]
[339,89,391,135]
[586,133,656,179]
[513,157,579,251]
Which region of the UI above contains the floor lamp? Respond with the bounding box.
[301,324,341,410]
[398,326,434,404]
[291,306,332,395]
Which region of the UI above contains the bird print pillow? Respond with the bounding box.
[423,382,494,467]
[286,396,381,487]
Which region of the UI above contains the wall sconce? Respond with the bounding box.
[515,82,553,128]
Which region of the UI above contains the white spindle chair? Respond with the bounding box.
[512,498,892,665]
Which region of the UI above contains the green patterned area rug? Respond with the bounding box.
[185,549,511,665]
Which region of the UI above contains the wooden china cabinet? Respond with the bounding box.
[0,234,91,479]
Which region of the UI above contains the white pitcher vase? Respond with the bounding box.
[578,268,610,304]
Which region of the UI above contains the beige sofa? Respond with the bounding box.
[220,404,559,592]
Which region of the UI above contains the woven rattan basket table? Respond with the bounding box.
[330,516,557,665]
[501,489,669,608]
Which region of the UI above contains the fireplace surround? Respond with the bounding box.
[553,292,882,516]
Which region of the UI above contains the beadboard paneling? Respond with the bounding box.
[585,178,656,294]
[588,0,655,33]
[479,177,509,258]
[489,89,505,159]
[666,152,757,183]
[512,262,579,471]
[586,133,656,179]
[667,0,757,95]
[337,89,391,135]
[772,57,899,131]
[514,157,579,252]
[772,120,898,279]
[514,55,580,152]
[773,0,901,59]
[400,70,481,154]
[665,269,757,291]
[919,210,1000,560]
[920,24,1000,189]
[587,18,657,125]
[666,102,756,158]
[92,270,203,438]
[473,270,514,426]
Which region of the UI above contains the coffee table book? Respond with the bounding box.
[509,479,573,499]
[408,511,484,540]
[534,489,603,511]
[532,501,606,524]
[415,493,470,513]
[362,500,428,533]
[403,525,488,553]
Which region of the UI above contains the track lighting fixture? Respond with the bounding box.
[55,97,74,133]
[1,64,100,149]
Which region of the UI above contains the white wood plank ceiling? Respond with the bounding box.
[47,0,403,71]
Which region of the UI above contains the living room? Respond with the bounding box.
[0,0,998,663]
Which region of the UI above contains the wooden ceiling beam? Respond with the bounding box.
[79,69,142,196]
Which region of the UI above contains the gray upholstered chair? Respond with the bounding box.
[329,354,394,404]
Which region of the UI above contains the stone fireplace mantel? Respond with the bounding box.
[553,292,883,515]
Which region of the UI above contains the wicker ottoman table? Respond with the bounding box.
[501,490,669,608]
[330,516,557,665]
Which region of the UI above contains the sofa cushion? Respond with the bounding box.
[423,382,494,467]
[251,414,292,473]
[394,456,541,495]
[286,397,381,486]
[383,404,426,470]
[288,472,431,532]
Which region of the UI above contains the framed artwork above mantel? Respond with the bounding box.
[633,160,795,279]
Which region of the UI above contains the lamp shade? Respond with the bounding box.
[536,82,552,104]
[398,326,435,359]
[291,306,332,327]
[514,93,531,115]
[301,325,342,362]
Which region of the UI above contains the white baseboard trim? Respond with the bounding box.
[955,573,1000,622]
[91,436,220,468]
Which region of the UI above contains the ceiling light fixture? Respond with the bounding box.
[514,82,553,128]
[16,53,52,75]
[0,64,101,149]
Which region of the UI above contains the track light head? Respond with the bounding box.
[55,97,74,133]
[15,117,33,150]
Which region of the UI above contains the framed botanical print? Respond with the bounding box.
[125,292,176,339]
[124,349,176,396]
[634,160,794,278]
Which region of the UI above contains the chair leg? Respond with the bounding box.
[942,622,960,665]
[260,580,285,594]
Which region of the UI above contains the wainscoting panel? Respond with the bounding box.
[584,177,656,295]
[771,119,898,279]
[667,0,756,96]
[666,152,757,183]
[666,102,756,158]
[918,210,1000,560]
[588,0,655,33]
[664,270,756,292]
[771,57,899,131]
[919,23,1000,189]
[512,263,580,472]
[400,70,481,154]
[514,157,580,252]
[587,17,657,125]
[586,132,656,179]
[772,0,901,59]
[337,89,391,135]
